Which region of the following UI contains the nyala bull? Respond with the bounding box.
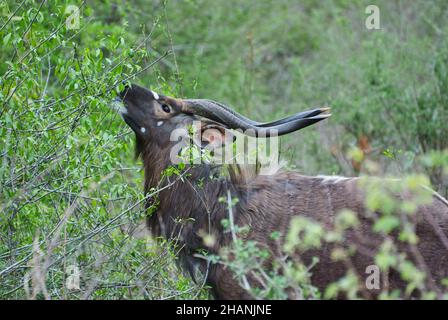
[112,83,448,299]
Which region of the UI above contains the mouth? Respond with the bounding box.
[110,97,142,133]
[110,97,140,133]
[110,97,128,115]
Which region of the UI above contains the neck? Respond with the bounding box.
[142,144,231,236]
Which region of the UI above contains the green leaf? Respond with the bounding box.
[3,33,12,46]
[373,216,401,234]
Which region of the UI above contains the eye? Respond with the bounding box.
[161,104,171,113]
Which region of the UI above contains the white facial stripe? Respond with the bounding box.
[151,90,160,100]
[157,121,163,127]
[140,127,146,133]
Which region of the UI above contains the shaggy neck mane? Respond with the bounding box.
[137,137,255,276]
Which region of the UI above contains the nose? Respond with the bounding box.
[118,84,131,100]
[118,83,154,104]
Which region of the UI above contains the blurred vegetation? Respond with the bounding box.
[0,0,447,299]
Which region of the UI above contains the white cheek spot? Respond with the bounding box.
[140,127,146,133]
[157,121,163,127]
[151,90,160,100]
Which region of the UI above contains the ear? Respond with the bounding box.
[200,123,235,149]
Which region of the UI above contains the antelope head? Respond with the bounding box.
[114,83,331,149]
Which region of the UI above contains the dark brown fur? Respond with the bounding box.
[118,84,448,299]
